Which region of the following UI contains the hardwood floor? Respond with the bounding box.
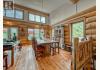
[7,46,38,70]
[37,49,72,70]
[7,46,72,70]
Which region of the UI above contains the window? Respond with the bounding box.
[28,29,44,41]
[34,29,40,40]
[3,28,8,40]
[29,13,35,21]
[10,27,18,40]
[3,9,6,16]
[5,9,14,18]
[3,28,18,41]
[72,21,84,42]
[34,29,44,40]
[35,15,40,22]
[28,29,34,40]
[41,17,46,23]
[15,10,23,19]
[39,29,44,40]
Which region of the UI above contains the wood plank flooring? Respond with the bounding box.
[37,49,72,70]
[7,46,39,70]
[7,46,72,70]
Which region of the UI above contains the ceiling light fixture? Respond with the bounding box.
[70,0,79,13]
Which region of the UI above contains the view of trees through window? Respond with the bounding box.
[3,9,47,24]
[3,27,18,41]
[28,29,44,40]
[72,21,84,42]
[3,28,8,40]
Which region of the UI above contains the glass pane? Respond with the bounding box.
[41,17,46,23]
[34,29,40,40]
[3,9,6,16]
[6,10,14,18]
[28,29,34,40]
[3,28,8,41]
[10,27,18,41]
[29,13,35,21]
[35,15,40,22]
[15,10,23,19]
[34,29,44,41]
[72,21,84,42]
[40,29,44,40]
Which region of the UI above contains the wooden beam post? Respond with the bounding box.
[72,37,79,70]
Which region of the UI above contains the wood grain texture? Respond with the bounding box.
[7,46,39,70]
[7,46,72,70]
[37,49,72,70]
[85,12,96,47]
[64,25,70,45]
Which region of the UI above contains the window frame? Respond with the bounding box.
[40,16,46,23]
[28,13,35,22]
[5,9,15,18]
[14,9,24,20]
[35,15,41,23]
[28,28,34,40]
[3,9,6,16]
[70,18,85,43]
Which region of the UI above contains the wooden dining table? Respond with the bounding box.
[37,39,59,56]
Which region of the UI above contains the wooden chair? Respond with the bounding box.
[65,43,72,52]
[50,42,59,55]
[3,52,8,70]
[32,38,45,59]
[72,37,93,70]
[92,47,96,70]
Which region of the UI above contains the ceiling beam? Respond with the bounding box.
[70,0,80,4]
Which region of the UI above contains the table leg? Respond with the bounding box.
[11,47,14,66]
[6,56,8,70]
[58,42,59,53]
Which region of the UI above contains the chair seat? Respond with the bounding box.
[36,47,44,52]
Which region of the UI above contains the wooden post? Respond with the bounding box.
[11,47,14,66]
[72,37,79,70]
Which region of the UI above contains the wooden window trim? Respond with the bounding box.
[70,17,86,43]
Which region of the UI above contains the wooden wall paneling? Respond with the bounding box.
[55,6,96,26]
[86,18,96,24]
[3,19,51,45]
[86,16,96,22]
[64,24,70,45]
[85,13,96,47]
[53,6,96,69]
[86,22,96,30]
[84,11,96,18]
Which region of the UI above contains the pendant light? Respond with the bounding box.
[70,0,79,13]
